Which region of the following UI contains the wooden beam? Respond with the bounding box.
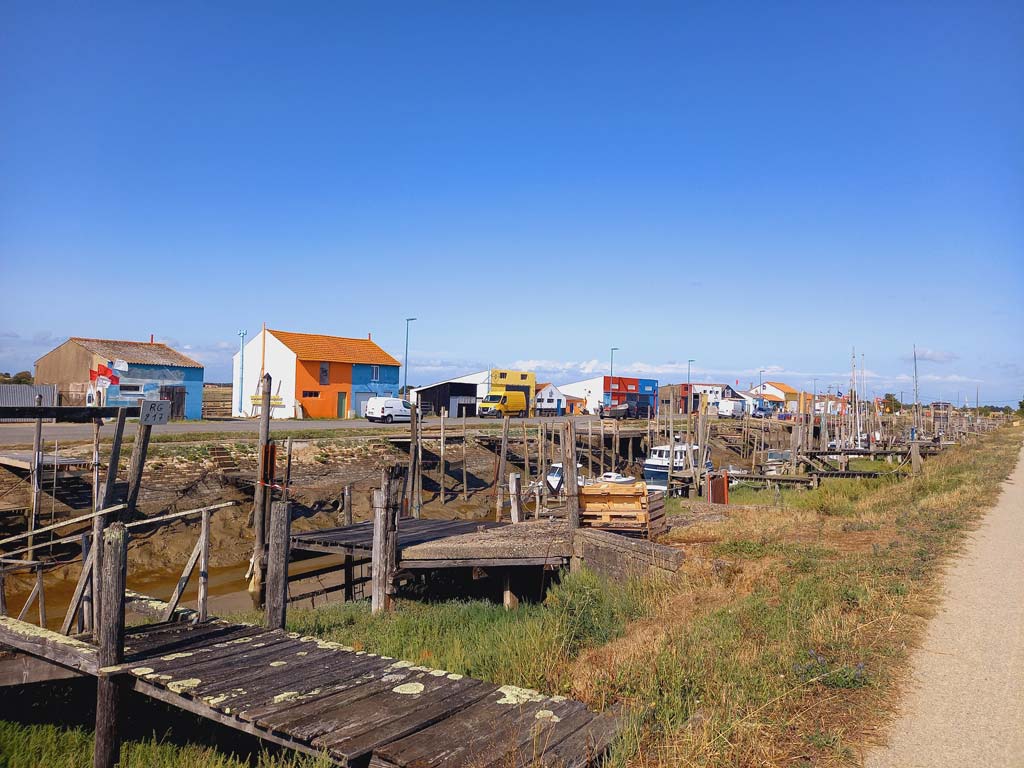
[249,373,273,609]
[0,616,98,674]
[0,406,140,423]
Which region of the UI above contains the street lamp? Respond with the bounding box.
[609,347,619,379]
[687,359,695,414]
[237,329,247,415]
[403,318,416,397]
[758,369,766,410]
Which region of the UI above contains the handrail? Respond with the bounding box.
[0,505,127,549]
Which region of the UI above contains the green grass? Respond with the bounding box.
[234,568,653,695]
[597,427,1023,766]
[0,721,333,768]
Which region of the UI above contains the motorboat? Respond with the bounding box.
[643,443,699,490]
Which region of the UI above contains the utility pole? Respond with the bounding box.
[913,344,920,435]
[237,329,247,415]
[403,317,416,397]
[610,346,618,380]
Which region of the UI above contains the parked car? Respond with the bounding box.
[751,405,772,419]
[365,397,412,423]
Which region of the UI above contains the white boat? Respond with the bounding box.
[643,443,700,490]
[596,471,637,484]
[545,462,584,494]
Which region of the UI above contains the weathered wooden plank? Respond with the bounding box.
[0,406,140,423]
[0,650,85,687]
[95,522,128,768]
[321,679,492,762]
[521,709,621,768]
[120,625,274,674]
[0,616,98,674]
[130,677,330,764]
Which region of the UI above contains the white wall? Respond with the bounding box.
[232,330,297,418]
[558,376,603,413]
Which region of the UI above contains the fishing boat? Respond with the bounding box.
[643,443,699,491]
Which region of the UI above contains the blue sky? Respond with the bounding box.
[2,2,1022,405]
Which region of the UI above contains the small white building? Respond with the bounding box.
[558,376,604,414]
[535,382,570,416]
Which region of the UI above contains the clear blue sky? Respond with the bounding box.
[2,2,1022,405]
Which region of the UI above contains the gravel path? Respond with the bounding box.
[865,444,1024,768]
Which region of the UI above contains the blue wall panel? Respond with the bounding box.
[104,364,204,420]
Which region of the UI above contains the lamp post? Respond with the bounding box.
[237,329,247,415]
[609,347,618,379]
[758,369,765,410]
[687,359,695,414]
[403,318,416,397]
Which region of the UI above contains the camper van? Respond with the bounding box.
[365,397,412,423]
[478,390,528,418]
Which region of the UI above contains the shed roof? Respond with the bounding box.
[268,329,400,366]
[69,338,203,369]
[764,381,797,394]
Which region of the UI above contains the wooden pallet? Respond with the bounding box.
[579,483,666,538]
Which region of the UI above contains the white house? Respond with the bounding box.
[535,382,570,416]
[558,376,605,414]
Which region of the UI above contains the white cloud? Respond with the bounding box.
[901,348,959,364]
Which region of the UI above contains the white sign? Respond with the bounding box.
[140,400,171,426]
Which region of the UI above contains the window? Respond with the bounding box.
[319,362,330,385]
[302,390,320,398]
[498,372,507,379]
[119,384,141,394]
[520,374,527,380]
[371,365,380,382]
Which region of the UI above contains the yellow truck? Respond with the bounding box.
[478,389,528,418]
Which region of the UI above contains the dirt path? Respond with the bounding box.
[865,444,1024,768]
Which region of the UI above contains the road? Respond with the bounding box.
[865,443,1024,768]
[0,415,604,445]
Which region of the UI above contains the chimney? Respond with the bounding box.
[150,334,155,344]
[368,332,372,340]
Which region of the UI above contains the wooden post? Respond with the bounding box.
[503,571,518,610]
[521,422,530,480]
[539,423,547,503]
[36,564,46,628]
[562,422,580,532]
[587,420,593,477]
[249,373,272,609]
[494,416,510,520]
[439,410,447,505]
[197,509,211,622]
[342,484,353,526]
[415,409,424,515]
[509,473,522,523]
[0,569,6,617]
[343,554,354,602]
[599,420,606,474]
[406,403,418,514]
[93,522,127,768]
[264,500,291,630]
[124,418,153,522]
[28,395,43,559]
[534,484,541,519]
[911,441,923,476]
[93,407,126,630]
[371,467,402,613]
[462,415,469,502]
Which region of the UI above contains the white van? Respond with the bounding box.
[365,397,412,423]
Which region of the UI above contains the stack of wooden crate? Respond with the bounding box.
[579,481,666,539]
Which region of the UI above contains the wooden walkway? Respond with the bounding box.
[0,615,618,767]
[292,518,573,569]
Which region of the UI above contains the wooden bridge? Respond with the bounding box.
[0,608,618,767]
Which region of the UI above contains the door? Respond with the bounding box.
[337,392,347,419]
[159,385,186,419]
[354,392,372,418]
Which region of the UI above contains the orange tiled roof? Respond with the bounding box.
[758,393,785,402]
[764,381,797,394]
[268,329,400,366]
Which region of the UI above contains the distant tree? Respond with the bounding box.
[0,371,33,385]
[1018,397,1024,416]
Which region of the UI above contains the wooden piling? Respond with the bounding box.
[342,485,353,526]
[509,473,522,523]
[124,417,153,521]
[28,395,42,560]
[264,500,291,630]
[93,407,126,629]
[93,522,127,768]
[494,417,510,520]
[439,410,447,505]
[371,467,402,613]
[562,422,580,532]
[462,415,469,502]
[587,420,593,477]
[249,373,272,608]
[197,509,211,623]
